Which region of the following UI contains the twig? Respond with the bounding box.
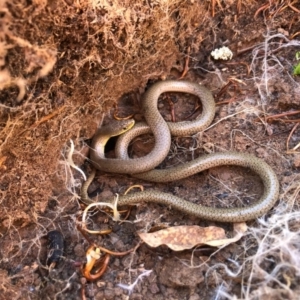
[286,122,300,153]
[179,46,191,79]
[265,110,300,122]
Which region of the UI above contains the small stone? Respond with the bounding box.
[114,240,125,250]
[73,243,85,257]
[96,281,106,288]
[189,293,201,300]
[94,291,105,300]
[293,154,300,168]
[113,258,120,267]
[104,288,115,300]
[100,189,114,199]
[122,255,133,268]
[107,282,114,289]
[158,258,205,287]
[114,287,123,296]
[130,293,143,300]
[255,147,268,159]
[149,282,160,294]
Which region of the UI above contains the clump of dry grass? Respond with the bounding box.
[211,28,300,300]
[250,31,300,107]
[213,182,300,300]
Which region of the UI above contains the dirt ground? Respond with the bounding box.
[1,0,300,299]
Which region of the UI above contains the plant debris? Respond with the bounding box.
[1,0,300,299]
[138,223,247,251]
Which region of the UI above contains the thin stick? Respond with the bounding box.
[286,122,299,152]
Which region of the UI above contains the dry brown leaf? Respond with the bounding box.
[138,223,247,251]
[206,222,247,247]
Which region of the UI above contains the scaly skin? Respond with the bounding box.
[90,80,215,173]
[86,80,279,222]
